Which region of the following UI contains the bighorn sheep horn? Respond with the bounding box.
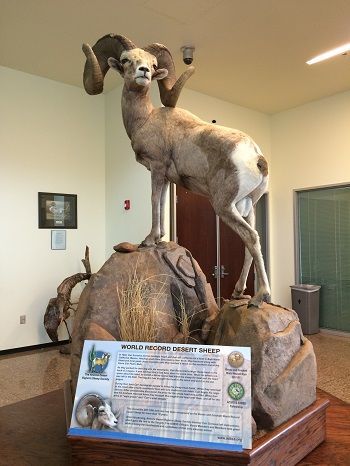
[143,43,195,107]
[75,393,105,427]
[82,34,136,95]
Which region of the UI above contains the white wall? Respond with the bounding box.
[0,66,106,350]
[105,82,271,254]
[105,85,155,253]
[270,90,350,306]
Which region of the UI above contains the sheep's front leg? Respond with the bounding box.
[160,180,170,239]
[140,167,166,247]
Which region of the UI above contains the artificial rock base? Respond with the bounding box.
[209,300,317,429]
[70,241,218,391]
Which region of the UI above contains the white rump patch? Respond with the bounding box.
[231,140,264,201]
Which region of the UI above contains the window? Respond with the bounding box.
[296,185,350,332]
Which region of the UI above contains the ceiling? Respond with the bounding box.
[1,0,350,114]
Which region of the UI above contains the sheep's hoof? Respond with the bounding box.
[232,293,251,300]
[247,299,262,309]
[230,299,249,309]
[248,293,270,309]
[139,239,156,248]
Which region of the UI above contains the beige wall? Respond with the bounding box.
[105,84,156,253]
[0,66,106,350]
[270,90,350,306]
[105,82,271,255]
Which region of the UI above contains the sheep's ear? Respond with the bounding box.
[152,68,168,81]
[108,57,124,76]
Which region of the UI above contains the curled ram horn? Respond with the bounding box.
[75,393,119,430]
[82,34,136,95]
[143,42,195,107]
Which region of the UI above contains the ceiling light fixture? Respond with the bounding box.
[306,42,350,65]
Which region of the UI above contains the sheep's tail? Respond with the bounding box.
[257,155,268,176]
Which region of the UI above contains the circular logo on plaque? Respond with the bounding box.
[228,351,244,368]
[228,382,245,400]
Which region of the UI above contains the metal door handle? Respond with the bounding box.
[213,265,229,278]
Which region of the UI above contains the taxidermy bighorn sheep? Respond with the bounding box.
[82,34,270,307]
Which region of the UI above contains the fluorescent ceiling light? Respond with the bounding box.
[307,43,350,65]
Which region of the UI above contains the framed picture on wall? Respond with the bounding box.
[38,192,77,229]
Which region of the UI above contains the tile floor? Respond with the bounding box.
[308,332,350,403]
[0,347,71,407]
[0,332,349,407]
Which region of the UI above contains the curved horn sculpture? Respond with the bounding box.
[44,247,92,341]
[143,43,195,107]
[82,34,136,95]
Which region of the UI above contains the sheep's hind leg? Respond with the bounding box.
[219,204,270,308]
[232,208,254,300]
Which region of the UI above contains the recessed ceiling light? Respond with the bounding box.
[306,43,350,65]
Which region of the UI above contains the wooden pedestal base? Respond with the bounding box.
[66,387,329,466]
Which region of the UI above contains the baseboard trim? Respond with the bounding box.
[320,328,350,339]
[0,340,70,356]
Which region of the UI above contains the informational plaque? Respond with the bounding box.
[69,340,252,450]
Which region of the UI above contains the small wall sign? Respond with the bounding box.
[51,230,66,250]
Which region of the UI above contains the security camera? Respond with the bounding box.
[181,46,195,65]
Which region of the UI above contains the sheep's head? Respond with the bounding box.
[82,34,194,107]
[97,403,119,428]
[108,48,168,91]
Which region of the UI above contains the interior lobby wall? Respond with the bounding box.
[0,66,106,350]
[270,90,350,306]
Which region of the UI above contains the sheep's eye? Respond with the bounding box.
[153,64,158,71]
[121,58,129,65]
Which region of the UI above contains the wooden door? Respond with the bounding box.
[176,186,254,299]
[175,187,217,294]
[219,219,254,298]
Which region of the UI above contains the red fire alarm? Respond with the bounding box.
[124,199,131,210]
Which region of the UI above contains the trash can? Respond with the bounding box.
[290,284,321,335]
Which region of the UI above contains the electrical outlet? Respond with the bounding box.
[20,315,26,324]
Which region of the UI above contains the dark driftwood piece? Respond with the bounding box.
[44,246,91,342]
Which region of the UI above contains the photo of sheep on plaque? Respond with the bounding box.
[74,394,121,431]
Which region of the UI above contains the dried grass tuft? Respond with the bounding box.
[117,268,167,342]
[172,288,206,344]
[117,266,207,344]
